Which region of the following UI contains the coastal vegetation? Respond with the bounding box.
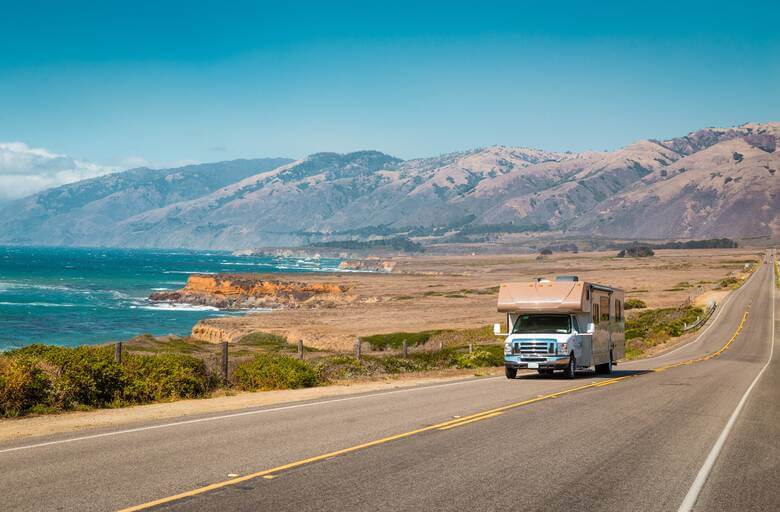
[624,305,703,359]
[0,331,503,418]
[0,345,216,417]
[624,298,648,310]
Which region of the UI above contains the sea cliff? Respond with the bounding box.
[150,274,351,310]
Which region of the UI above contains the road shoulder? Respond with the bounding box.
[0,368,503,443]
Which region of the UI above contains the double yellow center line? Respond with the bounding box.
[118,310,749,512]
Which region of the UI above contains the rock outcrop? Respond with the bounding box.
[149,274,351,310]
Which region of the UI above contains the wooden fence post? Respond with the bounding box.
[355,338,362,360]
[297,340,304,360]
[114,342,122,364]
[221,341,229,385]
[469,343,473,353]
[402,339,408,358]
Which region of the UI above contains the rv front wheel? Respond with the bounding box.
[564,354,576,379]
[505,367,518,379]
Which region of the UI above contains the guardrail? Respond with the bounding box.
[683,301,717,332]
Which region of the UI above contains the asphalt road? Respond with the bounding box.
[0,254,776,512]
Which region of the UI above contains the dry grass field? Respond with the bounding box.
[191,248,761,351]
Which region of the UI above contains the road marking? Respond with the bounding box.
[438,411,503,430]
[0,375,503,455]
[1,261,760,458]
[640,265,759,362]
[118,305,753,511]
[652,312,748,373]
[677,254,776,512]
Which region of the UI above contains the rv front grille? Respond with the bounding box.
[513,340,556,355]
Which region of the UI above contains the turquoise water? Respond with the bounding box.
[0,246,342,350]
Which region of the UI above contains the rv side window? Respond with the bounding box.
[600,296,610,322]
[593,304,600,325]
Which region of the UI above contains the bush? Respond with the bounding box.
[0,345,218,416]
[716,276,739,289]
[624,305,703,359]
[9,345,123,409]
[455,349,503,369]
[361,330,446,350]
[617,246,655,258]
[624,298,647,310]
[122,353,216,402]
[237,332,293,351]
[0,357,50,417]
[234,354,319,391]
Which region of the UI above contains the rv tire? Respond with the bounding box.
[505,367,518,379]
[595,352,613,375]
[564,354,576,379]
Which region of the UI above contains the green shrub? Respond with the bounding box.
[237,332,292,351]
[0,357,51,417]
[624,298,647,310]
[0,345,217,416]
[122,353,216,402]
[624,305,703,359]
[361,330,446,350]
[716,276,739,289]
[617,246,654,258]
[455,349,503,369]
[234,354,319,391]
[9,345,123,409]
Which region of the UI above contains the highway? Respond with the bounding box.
[0,254,776,511]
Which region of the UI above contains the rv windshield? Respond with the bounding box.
[512,314,571,334]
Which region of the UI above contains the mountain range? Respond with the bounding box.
[1,123,777,249]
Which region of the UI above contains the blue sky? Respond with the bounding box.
[0,0,778,181]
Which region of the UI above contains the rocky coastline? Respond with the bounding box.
[149,274,352,310]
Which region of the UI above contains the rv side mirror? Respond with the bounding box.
[587,323,596,334]
[493,323,502,336]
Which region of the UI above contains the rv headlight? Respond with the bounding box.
[558,342,568,354]
[504,342,512,354]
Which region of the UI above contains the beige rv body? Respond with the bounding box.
[498,278,625,377]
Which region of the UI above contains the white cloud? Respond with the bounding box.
[0,142,119,200]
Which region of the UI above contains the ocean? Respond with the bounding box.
[0,246,343,350]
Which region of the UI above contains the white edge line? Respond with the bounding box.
[0,256,763,455]
[677,252,775,511]
[0,375,502,455]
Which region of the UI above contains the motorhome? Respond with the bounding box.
[494,276,625,379]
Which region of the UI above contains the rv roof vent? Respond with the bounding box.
[555,275,579,282]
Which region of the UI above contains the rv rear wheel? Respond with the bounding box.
[595,352,613,375]
[505,367,518,379]
[563,354,576,379]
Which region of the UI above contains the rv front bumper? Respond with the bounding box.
[504,355,569,370]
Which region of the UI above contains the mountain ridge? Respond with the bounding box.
[0,123,777,249]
